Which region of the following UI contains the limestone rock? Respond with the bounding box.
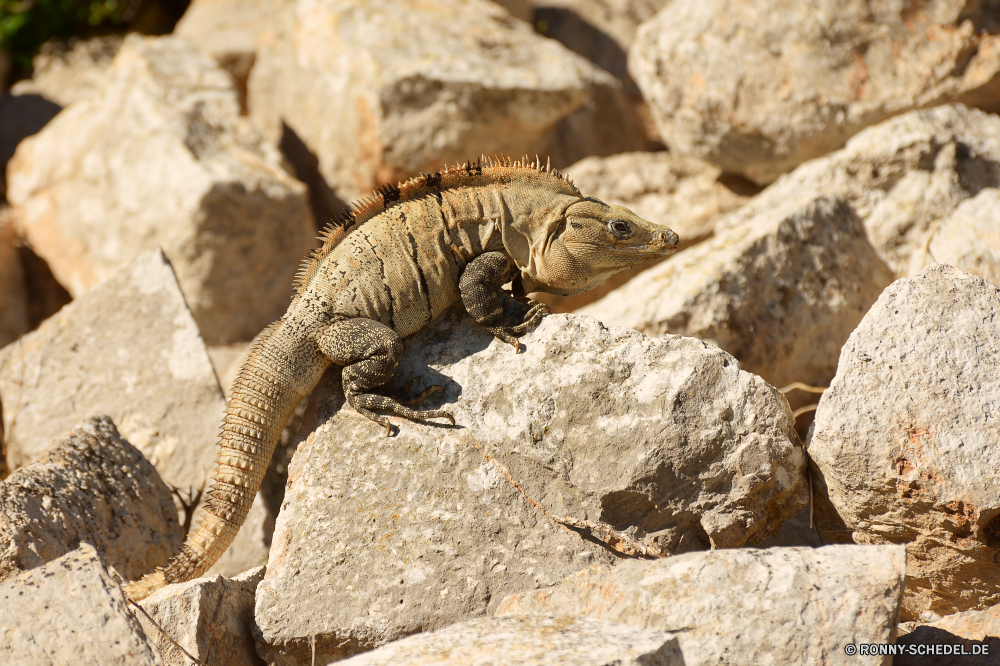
[254,308,806,664]
[6,34,314,344]
[137,566,265,666]
[498,545,906,666]
[579,195,894,399]
[0,208,28,347]
[0,415,182,583]
[0,543,163,666]
[714,104,1000,277]
[9,36,121,106]
[336,615,683,666]
[0,250,226,496]
[922,188,1000,287]
[247,0,647,203]
[630,0,1000,184]
[896,606,1000,666]
[809,264,1000,620]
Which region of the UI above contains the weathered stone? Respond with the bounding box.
[534,151,749,312]
[630,0,1000,184]
[896,605,1000,666]
[0,250,226,496]
[254,308,806,664]
[579,195,894,402]
[247,0,647,204]
[337,615,683,666]
[0,543,163,666]
[6,34,314,344]
[498,545,906,666]
[809,264,1000,621]
[0,208,28,348]
[137,566,265,666]
[0,415,182,583]
[9,36,121,106]
[713,104,1000,277]
[919,188,1000,287]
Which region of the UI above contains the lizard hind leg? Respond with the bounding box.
[317,318,454,435]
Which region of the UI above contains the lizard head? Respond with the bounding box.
[513,198,680,296]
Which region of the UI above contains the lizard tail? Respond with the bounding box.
[125,321,324,601]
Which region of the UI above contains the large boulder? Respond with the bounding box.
[247,0,648,203]
[336,615,683,666]
[254,308,806,664]
[0,209,27,347]
[630,0,1000,184]
[0,250,225,495]
[922,188,1000,288]
[0,415,182,583]
[6,34,315,344]
[579,195,894,401]
[137,566,265,666]
[809,264,1000,621]
[0,543,163,666]
[498,545,907,666]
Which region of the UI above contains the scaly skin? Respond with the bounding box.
[124,156,678,601]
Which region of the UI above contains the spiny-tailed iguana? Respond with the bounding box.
[124,155,678,601]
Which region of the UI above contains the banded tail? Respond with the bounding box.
[124,322,326,601]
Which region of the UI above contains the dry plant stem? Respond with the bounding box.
[170,483,205,535]
[793,403,819,418]
[778,382,828,394]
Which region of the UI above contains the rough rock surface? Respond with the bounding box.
[0,250,226,495]
[247,0,647,203]
[714,104,1000,277]
[897,605,1000,666]
[923,188,1000,287]
[137,566,265,666]
[254,308,806,664]
[809,264,1000,621]
[630,0,1000,184]
[0,415,182,583]
[337,615,683,666]
[0,209,28,347]
[6,34,314,344]
[579,195,894,399]
[9,36,121,106]
[498,545,906,666]
[0,543,163,666]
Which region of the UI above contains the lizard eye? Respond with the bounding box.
[608,218,634,239]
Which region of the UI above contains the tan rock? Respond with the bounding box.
[919,188,1000,287]
[337,615,683,666]
[137,566,265,666]
[0,415,183,583]
[896,605,1000,665]
[6,34,315,344]
[498,545,907,666]
[254,308,805,664]
[630,0,1000,184]
[9,36,121,106]
[0,209,27,347]
[247,0,647,203]
[0,543,164,666]
[809,264,1000,620]
[578,195,894,399]
[0,250,225,496]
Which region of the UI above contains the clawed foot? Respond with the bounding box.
[348,389,454,436]
[488,299,549,352]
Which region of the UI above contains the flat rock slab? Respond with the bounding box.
[248,0,645,203]
[0,543,163,666]
[254,309,806,664]
[0,415,182,583]
[137,566,265,666]
[810,264,1000,620]
[337,615,683,666]
[0,249,225,495]
[6,34,314,344]
[498,544,906,666]
[630,0,1000,184]
[579,195,894,398]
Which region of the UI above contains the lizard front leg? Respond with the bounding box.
[317,318,454,435]
[460,251,549,352]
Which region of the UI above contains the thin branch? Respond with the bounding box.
[778,382,828,395]
[793,404,819,419]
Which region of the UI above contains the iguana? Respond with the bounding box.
[124,155,679,601]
